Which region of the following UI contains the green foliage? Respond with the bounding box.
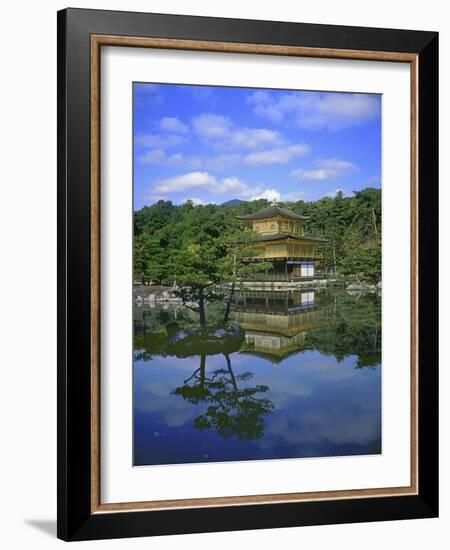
[133,234,168,284]
[218,226,272,282]
[306,290,381,368]
[340,239,381,283]
[134,289,381,372]
[281,188,381,280]
[133,187,382,304]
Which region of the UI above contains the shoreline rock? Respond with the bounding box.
[345,282,379,293]
[133,285,182,304]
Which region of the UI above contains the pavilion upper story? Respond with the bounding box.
[239,205,310,236]
[238,205,327,265]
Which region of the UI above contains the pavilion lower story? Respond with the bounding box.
[248,258,319,281]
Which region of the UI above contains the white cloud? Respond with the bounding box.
[192,114,231,139]
[248,91,380,130]
[160,117,189,134]
[192,113,284,150]
[185,197,208,205]
[165,153,202,169]
[306,94,379,130]
[246,186,307,204]
[249,189,281,202]
[247,90,270,105]
[153,172,217,194]
[244,144,310,165]
[230,128,283,150]
[140,142,309,171]
[246,90,284,123]
[291,168,330,181]
[137,149,242,173]
[205,154,241,171]
[138,149,202,169]
[153,172,256,198]
[151,171,288,203]
[368,175,381,185]
[205,144,309,170]
[138,148,166,164]
[220,176,251,195]
[291,158,358,181]
[135,133,187,149]
[325,188,355,198]
[320,159,358,171]
[190,87,215,101]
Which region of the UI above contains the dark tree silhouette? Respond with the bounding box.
[305,291,381,368]
[174,353,274,440]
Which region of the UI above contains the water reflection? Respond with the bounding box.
[174,353,274,440]
[133,289,381,466]
[232,290,329,364]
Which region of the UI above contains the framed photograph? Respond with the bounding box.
[57,8,438,541]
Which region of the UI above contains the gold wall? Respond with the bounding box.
[251,216,304,236]
[251,240,322,259]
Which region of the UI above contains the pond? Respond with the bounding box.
[133,288,381,466]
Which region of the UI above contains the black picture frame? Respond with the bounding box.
[57,7,438,541]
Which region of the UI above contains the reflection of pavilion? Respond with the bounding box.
[232,290,328,363]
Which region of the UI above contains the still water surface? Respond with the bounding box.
[133,289,381,466]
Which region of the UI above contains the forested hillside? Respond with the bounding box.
[134,187,381,287]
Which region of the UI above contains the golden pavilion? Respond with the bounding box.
[238,205,327,281]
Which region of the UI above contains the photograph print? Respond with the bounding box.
[133,82,382,467]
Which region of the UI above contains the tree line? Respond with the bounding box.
[134,189,381,325]
[134,187,381,288]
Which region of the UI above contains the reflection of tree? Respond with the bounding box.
[134,319,243,362]
[174,353,274,440]
[134,290,381,372]
[306,291,381,368]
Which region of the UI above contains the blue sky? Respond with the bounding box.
[133,83,381,210]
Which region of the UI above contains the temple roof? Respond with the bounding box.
[255,233,328,243]
[240,347,310,364]
[237,206,310,221]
